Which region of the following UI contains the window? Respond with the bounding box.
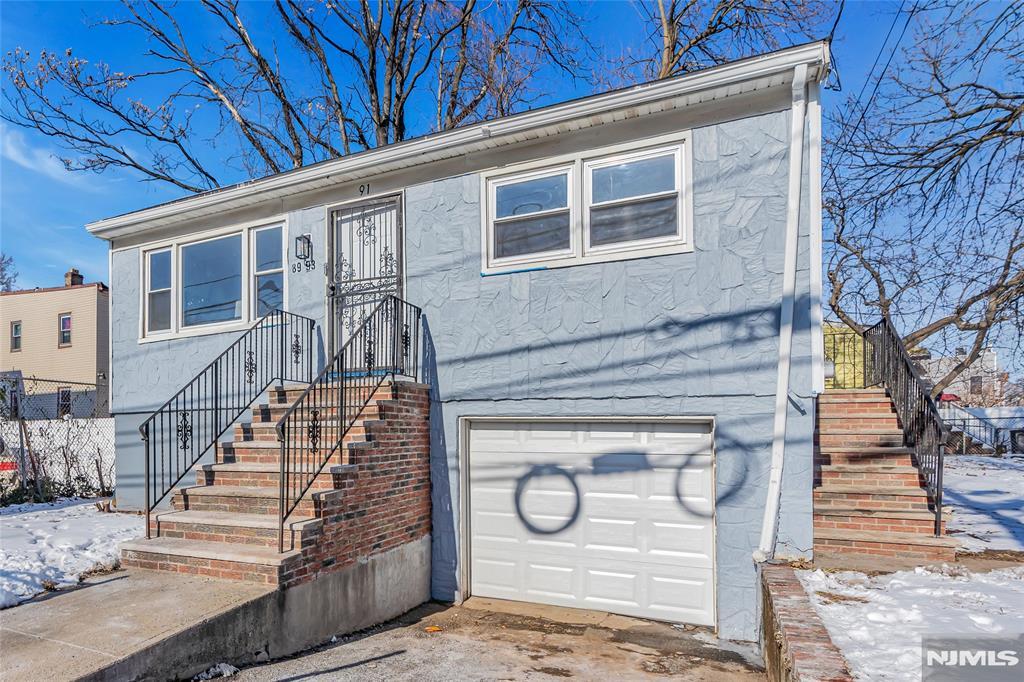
[253,226,284,316]
[585,148,681,250]
[58,313,72,347]
[141,222,284,338]
[182,234,243,327]
[57,387,72,418]
[10,321,21,352]
[483,137,690,273]
[970,375,983,395]
[491,168,572,262]
[146,250,172,333]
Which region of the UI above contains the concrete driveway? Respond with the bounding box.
[234,598,765,681]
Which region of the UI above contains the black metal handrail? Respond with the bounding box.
[140,310,316,536]
[863,315,948,535]
[276,295,421,552]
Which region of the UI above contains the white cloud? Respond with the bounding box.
[0,125,93,188]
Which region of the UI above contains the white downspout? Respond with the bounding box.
[754,64,808,563]
[808,81,825,395]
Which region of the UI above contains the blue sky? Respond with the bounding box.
[0,0,899,290]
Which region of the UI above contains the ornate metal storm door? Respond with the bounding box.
[328,195,403,356]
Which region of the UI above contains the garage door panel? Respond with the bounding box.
[469,420,715,626]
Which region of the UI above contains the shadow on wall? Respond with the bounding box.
[423,294,815,401]
[421,319,458,597]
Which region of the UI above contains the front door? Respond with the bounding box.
[328,196,402,356]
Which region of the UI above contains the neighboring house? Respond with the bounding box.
[919,347,1007,406]
[88,43,831,642]
[0,268,110,417]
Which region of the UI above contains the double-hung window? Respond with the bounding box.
[252,226,284,316]
[146,250,172,333]
[141,222,284,339]
[58,313,72,347]
[490,167,573,264]
[483,137,690,273]
[584,147,682,251]
[10,321,21,352]
[57,387,72,418]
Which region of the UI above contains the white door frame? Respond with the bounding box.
[457,415,718,628]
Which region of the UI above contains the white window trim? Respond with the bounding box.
[144,248,173,336]
[10,321,21,352]
[251,224,286,319]
[583,145,686,256]
[480,131,694,275]
[58,313,72,347]
[137,217,287,343]
[488,163,577,270]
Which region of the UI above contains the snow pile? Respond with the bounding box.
[193,663,239,679]
[0,498,143,608]
[943,455,1024,552]
[799,565,1024,681]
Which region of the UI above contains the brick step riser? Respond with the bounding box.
[813,514,943,535]
[817,402,897,413]
[252,404,384,423]
[232,426,370,442]
[816,435,905,447]
[121,550,287,585]
[150,521,319,550]
[198,470,336,490]
[813,540,955,562]
[815,453,915,466]
[814,492,933,511]
[173,493,316,517]
[218,447,356,466]
[817,418,901,430]
[816,471,926,487]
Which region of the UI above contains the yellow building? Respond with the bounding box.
[1,268,110,415]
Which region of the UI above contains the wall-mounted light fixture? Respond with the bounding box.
[294,233,313,260]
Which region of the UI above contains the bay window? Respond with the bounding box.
[141,222,284,339]
[483,136,691,273]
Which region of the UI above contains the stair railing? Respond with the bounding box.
[862,315,948,535]
[275,295,421,552]
[140,310,316,538]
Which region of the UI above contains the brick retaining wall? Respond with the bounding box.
[761,563,853,682]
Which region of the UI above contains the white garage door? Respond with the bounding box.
[468,420,715,626]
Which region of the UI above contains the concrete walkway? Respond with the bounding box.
[0,569,272,682]
[234,598,765,681]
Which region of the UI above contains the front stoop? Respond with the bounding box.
[814,388,956,563]
[121,380,431,588]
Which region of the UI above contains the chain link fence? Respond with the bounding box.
[0,375,114,505]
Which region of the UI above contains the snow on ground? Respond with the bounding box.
[799,565,1024,681]
[943,455,1024,552]
[0,498,143,608]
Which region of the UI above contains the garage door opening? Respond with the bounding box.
[465,419,715,627]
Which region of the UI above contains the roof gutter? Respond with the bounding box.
[87,41,829,240]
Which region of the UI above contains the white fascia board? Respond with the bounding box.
[87,41,829,240]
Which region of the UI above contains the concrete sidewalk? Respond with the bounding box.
[0,569,272,682]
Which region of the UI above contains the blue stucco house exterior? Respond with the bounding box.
[89,42,829,642]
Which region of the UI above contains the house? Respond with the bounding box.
[0,268,110,417]
[87,43,833,644]
[919,347,1007,406]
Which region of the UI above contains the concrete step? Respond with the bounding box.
[816,415,901,429]
[814,528,957,561]
[817,431,905,447]
[815,446,915,466]
[819,389,888,399]
[219,440,353,465]
[817,464,925,487]
[121,536,302,584]
[813,504,945,534]
[173,484,315,516]
[151,509,322,550]
[235,420,372,442]
[813,484,933,511]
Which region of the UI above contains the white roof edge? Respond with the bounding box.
[88,41,829,238]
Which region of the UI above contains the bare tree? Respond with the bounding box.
[827,1,1024,395]
[630,0,833,80]
[0,253,17,292]
[2,0,589,192]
